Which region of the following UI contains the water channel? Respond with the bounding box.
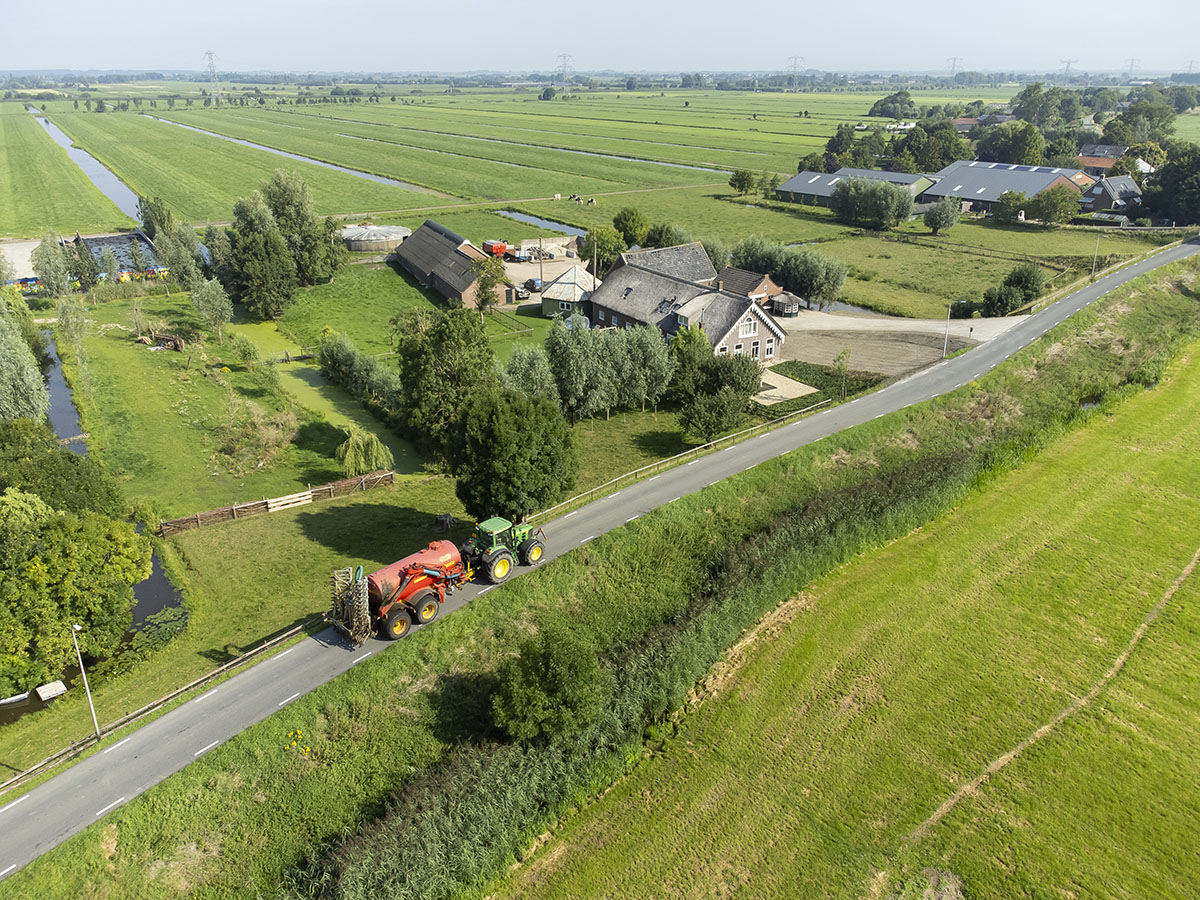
[495,210,587,237]
[28,110,142,220]
[0,336,184,725]
[143,115,439,194]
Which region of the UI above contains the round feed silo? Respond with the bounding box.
[340,225,413,253]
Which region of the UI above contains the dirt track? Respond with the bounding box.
[779,330,974,376]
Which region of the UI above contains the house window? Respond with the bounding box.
[718,345,728,354]
[734,343,743,356]
[751,341,760,359]
[598,309,606,322]
[738,316,758,338]
[559,301,572,312]
[677,314,688,327]
[765,338,775,358]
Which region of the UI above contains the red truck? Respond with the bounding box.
[482,239,507,257]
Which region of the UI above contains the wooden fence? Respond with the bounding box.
[157,470,396,536]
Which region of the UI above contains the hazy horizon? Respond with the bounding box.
[6,0,1198,77]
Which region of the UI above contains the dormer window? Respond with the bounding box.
[738,315,758,338]
[677,314,689,327]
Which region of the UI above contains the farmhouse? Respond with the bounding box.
[588,245,786,360]
[714,266,781,304]
[775,168,936,207]
[540,264,600,318]
[392,219,488,307]
[1078,174,1143,214]
[918,160,1090,212]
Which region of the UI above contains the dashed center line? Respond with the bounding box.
[626,515,639,523]
[102,737,131,755]
[648,474,660,481]
[606,491,621,499]
[564,510,577,518]
[0,795,29,816]
[669,497,681,503]
[277,692,301,707]
[95,797,125,817]
[686,459,699,466]
[193,740,220,757]
[193,689,218,704]
[579,535,595,544]
[350,651,373,666]
[1,864,16,877]
[273,647,295,661]
[479,586,494,595]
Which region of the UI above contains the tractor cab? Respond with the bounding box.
[459,516,545,585]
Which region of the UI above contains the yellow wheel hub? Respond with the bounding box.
[495,558,511,578]
[422,602,437,620]
[530,546,542,561]
[392,619,407,636]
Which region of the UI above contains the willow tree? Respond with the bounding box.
[335,428,395,477]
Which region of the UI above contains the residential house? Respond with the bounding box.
[1078,174,1143,214]
[392,219,489,307]
[918,160,1091,213]
[539,264,600,318]
[775,167,936,207]
[714,266,781,305]
[587,246,786,361]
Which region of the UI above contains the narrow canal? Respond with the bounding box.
[27,110,142,220]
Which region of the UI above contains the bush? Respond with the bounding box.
[982,283,1024,317]
[1003,262,1047,305]
[491,624,609,742]
[830,179,913,230]
[950,299,978,319]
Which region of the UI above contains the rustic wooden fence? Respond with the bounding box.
[157,470,396,536]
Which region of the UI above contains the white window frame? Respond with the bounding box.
[765,338,775,358]
[734,343,744,356]
[597,308,606,322]
[559,301,572,312]
[718,345,728,354]
[751,340,760,359]
[738,315,758,338]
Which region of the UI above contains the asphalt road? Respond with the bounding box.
[1,239,1195,881]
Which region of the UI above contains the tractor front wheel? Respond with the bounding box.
[485,550,515,584]
[518,539,545,566]
[413,591,440,625]
[381,605,412,640]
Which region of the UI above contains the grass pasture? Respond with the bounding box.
[492,349,1200,900]
[0,110,133,238]
[45,111,437,223]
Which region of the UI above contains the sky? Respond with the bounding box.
[6,0,1198,75]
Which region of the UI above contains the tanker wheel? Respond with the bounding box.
[519,539,545,566]
[413,592,440,625]
[381,605,411,640]
[485,550,515,584]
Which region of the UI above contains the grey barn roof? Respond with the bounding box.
[921,160,1084,203]
[612,242,716,283]
[1079,144,1128,159]
[716,266,773,296]
[777,167,933,199]
[392,219,478,296]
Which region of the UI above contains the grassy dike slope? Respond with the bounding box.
[3,258,1197,900]
[495,354,1200,894]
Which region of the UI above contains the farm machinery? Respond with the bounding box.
[330,517,547,646]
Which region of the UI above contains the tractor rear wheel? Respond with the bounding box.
[484,550,515,584]
[413,591,440,624]
[518,539,545,566]
[381,605,411,640]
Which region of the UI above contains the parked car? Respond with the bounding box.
[524,278,543,292]
[512,284,531,300]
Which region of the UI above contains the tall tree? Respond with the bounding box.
[230,192,297,319]
[469,254,506,317]
[701,238,730,271]
[644,222,693,249]
[190,278,234,342]
[0,316,49,421]
[924,197,961,235]
[136,195,175,241]
[447,386,577,522]
[545,315,601,424]
[829,179,912,230]
[628,325,675,411]
[0,489,151,697]
[260,169,332,286]
[396,308,496,460]
[156,223,204,289]
[729,169,756,195]
[503,344,559,407]
[612,207,650,246]
[1028,184,1080,225]
[579,226,627,274]
[991,191,1029,225]
[779,249,847,310]
[31,233,70,298]
[334,427,394,476]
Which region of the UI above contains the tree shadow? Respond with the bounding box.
[296,502,471,560]
[631,428,694,459]
[294,420,346,457]
[427,671,502,745]
[195,613,326,665]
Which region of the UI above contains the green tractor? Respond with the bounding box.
[460,517,547,584]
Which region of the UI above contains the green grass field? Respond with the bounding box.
[0,109,133,237]
[491,347,1200,900]
[45,111,437,223]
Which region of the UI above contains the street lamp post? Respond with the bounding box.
[1091,235,1100,280]
[943,303,951,359]
[71,624,100,740]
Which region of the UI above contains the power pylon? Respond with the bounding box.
[1125,58,1140,79]
[556,53,573,85]
[203,50,223,106]
[947,57,963,76]
[1061,59,1078,76]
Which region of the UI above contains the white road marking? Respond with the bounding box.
[193,740,219,756]
[648,474,660,481]
[0,864,16,877]
[564,510,577,518]
[579,535,595,544]
[95,797,125,817]
[686,459,699,466]
[273,647,295,661]
[0,795,29,815]
[669,497,681,503]
[277,692,301,707]
[193,689,218,704]
[747,463,757,470]
[606,491,621,499]
[102,737,131,755]
[954,382,964,389]
[350,651,373,666]
[626,516,639,523]
[479,586,494,595]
